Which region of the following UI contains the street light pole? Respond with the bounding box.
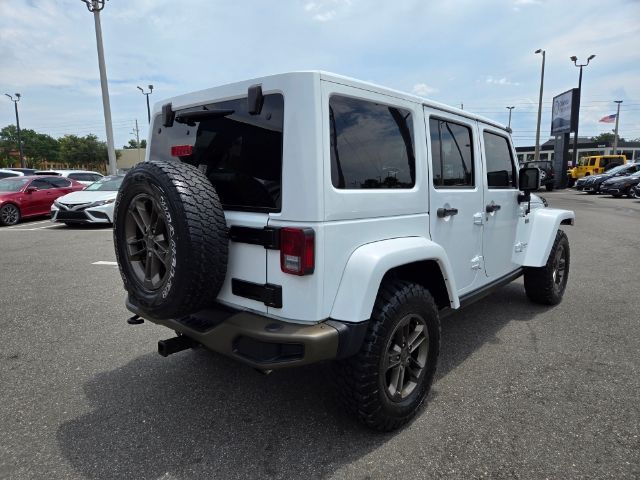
[569,54,595,167]
[4,93,25,168]
[613,100,622,154]
[81,0,117,175]
[137,85,154,124]
[506,106,515,129]
[534,49,545,162]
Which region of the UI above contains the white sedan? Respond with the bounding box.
[51,175,124,225]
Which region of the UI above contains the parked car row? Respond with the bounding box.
[574,162,640,197]
[0,168,103,185]
[0,171,122,227]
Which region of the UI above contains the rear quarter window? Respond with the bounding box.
[329,95,415,189]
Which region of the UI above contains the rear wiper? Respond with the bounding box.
[175,109,235,125]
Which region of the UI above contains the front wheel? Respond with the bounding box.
[333,280,440,431]
[0,203,21,226]
[524,230,570,305]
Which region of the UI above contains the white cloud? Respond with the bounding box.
[485,76,521,86]
[412,83,438,96]
[303,0,351,21]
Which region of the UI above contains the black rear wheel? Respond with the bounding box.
[333,280,440,431]
[0,203,20,226]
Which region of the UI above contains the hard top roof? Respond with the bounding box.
[156,70,509,133]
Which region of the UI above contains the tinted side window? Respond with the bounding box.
[329,95,415,189]
[31,179,53,190]
[0,172,15,179]
[91,174,103,181]
[484,131,516,188]
[50,178,71,188]
[430,118,474,188]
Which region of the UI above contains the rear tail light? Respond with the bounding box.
[171,144,193,157]
[280,228,314,275]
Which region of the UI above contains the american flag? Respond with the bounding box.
[599,114,617,123]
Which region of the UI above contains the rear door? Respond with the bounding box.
[480,126,520,279]
[425,109,484,295]
[148,92,285,314]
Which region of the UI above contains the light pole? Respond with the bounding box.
[506,106,515,129]
[534,49,545,162]
[613,100,622,154]
[137,85,154,124]
[570,54,596,167]
[81,0,117,175]
[4,93,25,168]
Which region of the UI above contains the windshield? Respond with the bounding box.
[578,157,591,166]
[0,177,30,192]
[84,176,124,191]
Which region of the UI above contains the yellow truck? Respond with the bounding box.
[567,155,626,186]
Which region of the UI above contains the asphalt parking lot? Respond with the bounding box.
[1,190,639,480]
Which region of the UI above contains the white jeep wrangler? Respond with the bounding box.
[114,71,574,431]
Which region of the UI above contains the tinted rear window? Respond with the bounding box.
[151,94,284,212]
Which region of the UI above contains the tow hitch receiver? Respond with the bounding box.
[158,336,198,357]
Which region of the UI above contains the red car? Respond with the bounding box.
[0,176,85,226]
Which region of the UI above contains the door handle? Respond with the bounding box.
[485,203,501,213]
[437,207,459,218]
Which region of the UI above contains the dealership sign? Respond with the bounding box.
[551,88,580,135]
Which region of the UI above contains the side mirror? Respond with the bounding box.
[519,167,540,192]
[25,186,37,194]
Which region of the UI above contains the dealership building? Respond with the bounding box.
[515,138,640,166]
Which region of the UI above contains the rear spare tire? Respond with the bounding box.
[114,160,228,319]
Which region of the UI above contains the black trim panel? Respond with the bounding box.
[326,320,369,359]
[459,268,523,308]
[232,278,283,308]
[228,226,280,249]
[441,268,523,318]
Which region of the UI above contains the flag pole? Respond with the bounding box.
[613,101,622,155]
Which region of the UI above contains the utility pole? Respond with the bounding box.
[613,100,622,154]
[81,0,117,175]
[570,54,596,168]
[131,119,141,164]
[4,93,25,168]
[506,106,515,129]
[534,49,545,161]
[137,85,154,124]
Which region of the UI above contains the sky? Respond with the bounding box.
[1,0,639,149]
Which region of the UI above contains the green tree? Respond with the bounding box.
[0,125,60,166]
[123,138,147,149]
[591,132,625,143]
[58,134,109,167]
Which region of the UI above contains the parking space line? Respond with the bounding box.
[92,261,118,266]
[5,220,52,229]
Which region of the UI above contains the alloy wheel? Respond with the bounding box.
[124,193,172,290]
[1,204,19,225]
[552,243,567,293]
[384,314,429,401]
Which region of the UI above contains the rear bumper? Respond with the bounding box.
[126,298,368,370]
